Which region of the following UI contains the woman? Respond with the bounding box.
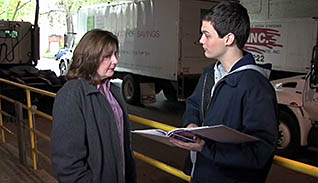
[50,29,137,183]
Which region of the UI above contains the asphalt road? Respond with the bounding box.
[36,57,61,76]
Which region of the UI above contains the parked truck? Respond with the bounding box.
[241,0,318,155]
[0,0,64,112]
[70,0,318,155]
[245,18,316,80]
[76,0,219,104]
[271,54,318,156]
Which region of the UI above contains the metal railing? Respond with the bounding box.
[130,114,318,179]
[0,77,317,181]
[0,78,55,170]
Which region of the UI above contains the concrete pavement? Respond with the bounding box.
[0,143,57,183]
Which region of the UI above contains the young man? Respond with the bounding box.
[171,2,278,183]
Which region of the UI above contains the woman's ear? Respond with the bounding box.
[224,33,235,46]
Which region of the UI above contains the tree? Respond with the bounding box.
[0,0,35,21]
[54,0,117,48]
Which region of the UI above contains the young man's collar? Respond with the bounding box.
[229,51,255,72]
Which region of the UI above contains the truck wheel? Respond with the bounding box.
[276,110,300,156]
[59,60,67,76]
[122,75,140,105]
[155,83,162,94]
[39,70,61,85]
[163,87,177,101]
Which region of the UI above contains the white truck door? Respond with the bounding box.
[178,0,217,76]
[303,80,318,121]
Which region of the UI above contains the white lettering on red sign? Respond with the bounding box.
[245,28,283,55]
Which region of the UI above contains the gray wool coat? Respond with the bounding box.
[50,79,137,183]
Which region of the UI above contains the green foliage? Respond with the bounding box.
[0,0,35,21]
[42,51,55,59]
[41,0,119,49]
[56,0,117,17]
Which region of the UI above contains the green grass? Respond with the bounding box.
[41,52,55,59]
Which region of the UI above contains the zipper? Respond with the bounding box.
[204,77,225,123]
[201,73,208,122]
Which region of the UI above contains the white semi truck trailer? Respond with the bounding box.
[72,0,318,155]
[76,0,219,104]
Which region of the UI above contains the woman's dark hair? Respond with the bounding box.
[203,1,250,49]
[66,29,118,84]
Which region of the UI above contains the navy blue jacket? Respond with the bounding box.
[184,53,278,183]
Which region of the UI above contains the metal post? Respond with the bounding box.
[31,105,38,154]
[26,89,38,170]
[15,102,27,165]
[0,99,6,143]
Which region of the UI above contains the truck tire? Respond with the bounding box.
[38,70,61,86]
[163,88,177,101]
[122,74,140,105]
[276,110,300,156]
[155,83,162,94]
[59,60,67,76]
[162,82,177,101]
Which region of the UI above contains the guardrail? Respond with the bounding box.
[0,78,55,170]
[0,77,317,181]
[130,114,318,179]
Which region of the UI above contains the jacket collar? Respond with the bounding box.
[216,52,271,87]
[80,80,123,106]
[79,80,100,95]
[229,51,256,72]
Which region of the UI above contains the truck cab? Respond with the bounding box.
[272,45,318,155]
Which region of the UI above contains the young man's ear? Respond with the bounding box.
[224,33,235,46]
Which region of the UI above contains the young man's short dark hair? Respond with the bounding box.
[202,1,250,49]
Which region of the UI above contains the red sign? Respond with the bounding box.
[245,28,283,55]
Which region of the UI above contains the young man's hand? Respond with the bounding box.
[169,123,205,152]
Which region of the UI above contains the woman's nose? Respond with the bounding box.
[112,55,119,64]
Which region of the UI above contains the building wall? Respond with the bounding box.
[241,0,318,20]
